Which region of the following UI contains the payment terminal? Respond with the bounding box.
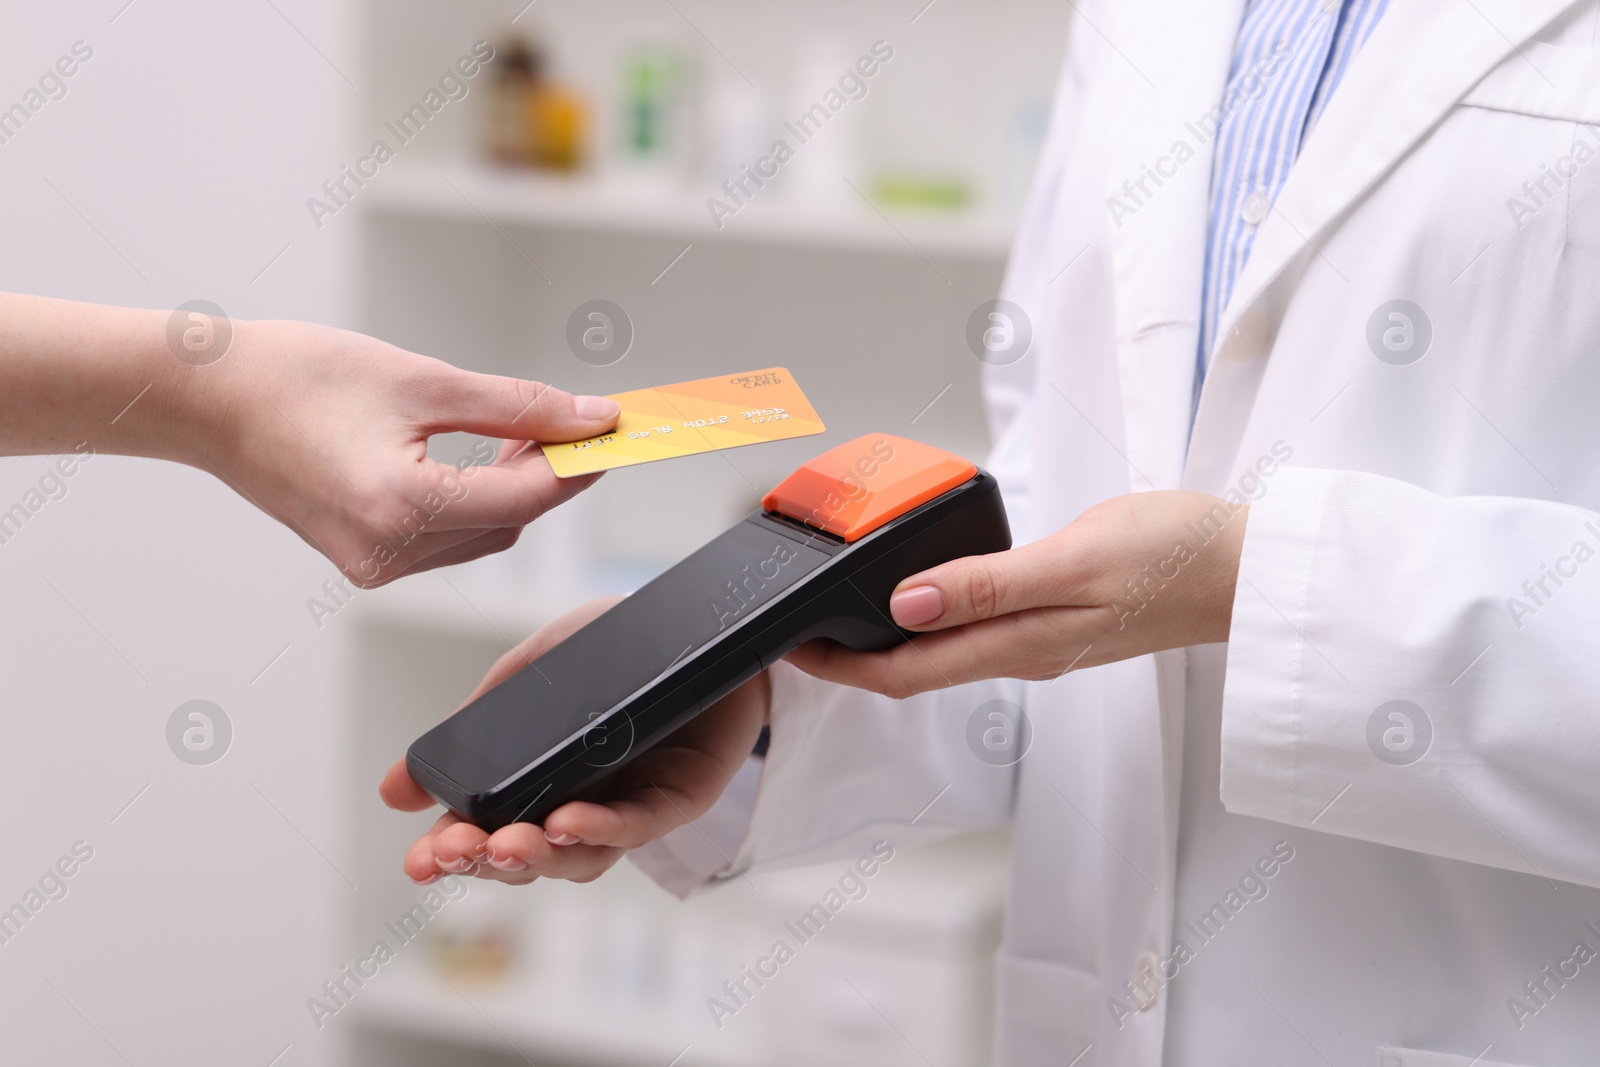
[406,433,1011,830]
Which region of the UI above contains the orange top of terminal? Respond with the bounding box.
[762,434,977,542]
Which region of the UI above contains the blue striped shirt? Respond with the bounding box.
[1198,0,1390,378]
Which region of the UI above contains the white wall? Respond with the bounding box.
[0,2,352,1064]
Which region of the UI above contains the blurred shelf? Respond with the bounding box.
[363,164,1017,259]
[354,962,768,1067]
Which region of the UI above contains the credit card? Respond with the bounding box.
[541,367,826,478]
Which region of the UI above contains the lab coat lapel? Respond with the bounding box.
[1216,0,1580,326]
[1100,0,1247,493]
[1200,0,1584,398]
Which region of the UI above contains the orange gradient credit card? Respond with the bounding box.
[541,367,826,477]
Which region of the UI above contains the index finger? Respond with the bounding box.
[422,368,620,442]
[380,757,436,811]
[380,755,438,812]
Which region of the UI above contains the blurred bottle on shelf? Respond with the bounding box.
[783,39,859,208]
[994,96,1050,219]
[486,33,538,165]
[614,38,697,182]
[703,68,771,189]
[533,76,586,171]
[484,26,588,172]
[590,904,670,1007]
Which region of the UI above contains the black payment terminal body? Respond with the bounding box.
[406,433,1012,831]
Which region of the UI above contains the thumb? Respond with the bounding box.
[424,367,620,442]
[380,757,436,812]
[887,543,1059,631]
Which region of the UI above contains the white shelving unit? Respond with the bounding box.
[366,163,1018,259]
[335,2,1067,1064]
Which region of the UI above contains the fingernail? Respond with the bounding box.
[545,831,581,846]
[890,585,943,627]
[489,853,529,871]
[442,856,474,872]
[575,395,620,421]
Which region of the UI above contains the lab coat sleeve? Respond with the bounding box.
[632,660,1020,897]
[1220,466,1600,888]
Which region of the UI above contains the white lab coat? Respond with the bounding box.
[636,0,1600,1063]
